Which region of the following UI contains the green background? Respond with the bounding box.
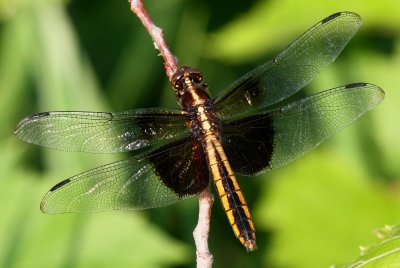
[1,0,400,267]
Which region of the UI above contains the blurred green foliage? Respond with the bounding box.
[336,225,400,268]
[1,0,400,267]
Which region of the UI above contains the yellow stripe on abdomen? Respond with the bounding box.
[206,138,257,252]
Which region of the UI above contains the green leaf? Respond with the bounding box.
[336,225,400,268]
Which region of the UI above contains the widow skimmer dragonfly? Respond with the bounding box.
[15,12,384,251]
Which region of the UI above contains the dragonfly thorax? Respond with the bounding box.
[185,100,220,139]
[171,66,210,109]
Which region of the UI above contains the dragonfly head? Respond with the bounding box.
[171,66,210,108]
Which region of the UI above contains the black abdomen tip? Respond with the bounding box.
[245,240,257,252]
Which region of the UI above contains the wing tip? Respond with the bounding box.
[345,82,385,95]
[321,12,361,25]
[344,83,385,105]
[14,112,51,135]
[40,179,72,214]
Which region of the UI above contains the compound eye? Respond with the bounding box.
[173,81,185,97]
[174,81,183,91]
[190,73,203,83]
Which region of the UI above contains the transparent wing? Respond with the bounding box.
[221,83,384,175]
[40,137,210,214]
[214,12,362,119]
[15,108,188,153]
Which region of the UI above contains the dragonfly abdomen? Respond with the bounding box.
[206,137,257,251]
[184,89,258,251]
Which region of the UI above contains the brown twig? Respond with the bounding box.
[129,1,214,267]
[130,0,178,79]
[193,188,214,268]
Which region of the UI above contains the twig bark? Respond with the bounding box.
[129,1,214,267]
[193,188,214,268]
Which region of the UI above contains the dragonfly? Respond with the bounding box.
[15,12,384,251]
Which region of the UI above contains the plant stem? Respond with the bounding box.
[129,1,214,267]
[193,188,214,268]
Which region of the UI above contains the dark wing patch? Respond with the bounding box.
[221,83,384,176]
[221,114,274,176]
[40,137,210,214]
[149,138,209,197]
[15,108,188,153]
[214,12,362,119]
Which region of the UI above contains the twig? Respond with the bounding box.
[129,1,214,267]
[130,0,178,78]
[193,188,214,268]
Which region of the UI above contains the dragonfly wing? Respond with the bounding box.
[15,108,188,153]
[40,137,210,214]
[221,83,384,176]
[214,12,362,119]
